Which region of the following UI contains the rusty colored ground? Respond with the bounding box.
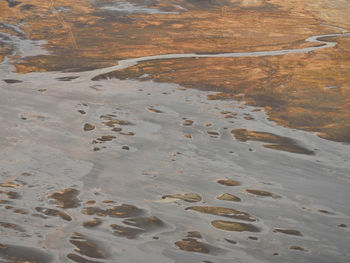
[1,0,350,142]
[0,0,342,72]
[108,37,350,143]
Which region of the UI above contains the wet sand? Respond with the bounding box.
[1,0,350,262]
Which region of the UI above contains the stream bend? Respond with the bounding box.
[90,32,350,81]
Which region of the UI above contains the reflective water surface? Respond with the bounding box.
[1,66,350,262]
[1,1,350,263]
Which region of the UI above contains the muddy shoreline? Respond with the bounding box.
[1,1,350,143]
[1,56,350,262]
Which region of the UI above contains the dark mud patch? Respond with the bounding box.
[95,135,116,142]
[1,190,20,199]
[49,188,81,209]
[231,129,314,155]
[211,220,260,232]
[107,204,144,218]
[111,216,164,239]
[35,207,72,221]
[110,224,145,239]
[162,193,202,202]
[318,209,335,215]
[102,120,129,127]
[182,120,194,126]
[91,70,125,81]
[146,106,163,113]
[175,238,214,254]
[186,206,255,222]
[0,243,53,263]
[84,123,95,131]
[224,114,236,119]
[216,179,240,186]
[0,221,25,232]
[102,200,115,204]
[263,144,314,155]
[70,232,107,259]
[274,228,303,236]
[3,79,23,83]
[123,216,164,231]
[0,200,12,204]
[100,115,131,126]
[13,208,29,215]
[0,182,19,188]
[81,204,144,218]
[224,238,237,245]
[81,207,106,216]
[175,231,221,254]
[56,76,79,81]
[67,253,101,263]
[289,245,308,252]
[216,193,241,202]
[245,189,274,197]
[337,224,347,228]
[82,218,102,228]
[186,231,202,238]
[207,131,220,138]
[243,113,254,120]
[120,132,135,136]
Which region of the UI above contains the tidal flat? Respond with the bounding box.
[1,1,350,262]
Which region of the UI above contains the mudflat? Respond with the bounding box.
[0,1,350,262]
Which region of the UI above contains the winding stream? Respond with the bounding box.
[89,32,350,80]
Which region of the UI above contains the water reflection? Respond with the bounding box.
[1,1,350,263]
[0,73,349,262]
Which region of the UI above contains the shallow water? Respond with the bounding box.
[1,53,350,262]
[1,1,350,261]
